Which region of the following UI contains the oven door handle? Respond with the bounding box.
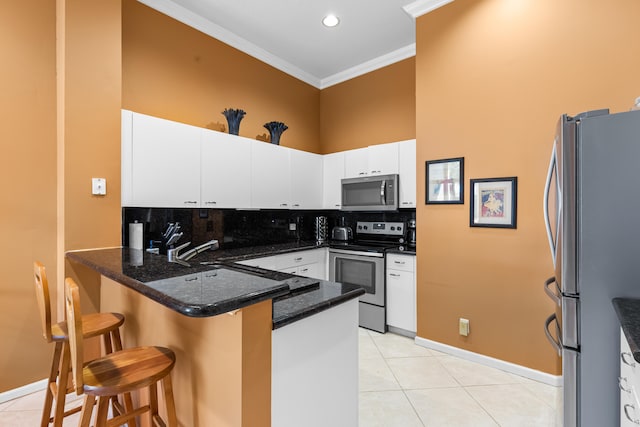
[329,248,384,258]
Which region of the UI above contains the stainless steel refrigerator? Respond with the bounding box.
[543,108,640,427]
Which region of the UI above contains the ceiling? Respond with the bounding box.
[138,0,436,89]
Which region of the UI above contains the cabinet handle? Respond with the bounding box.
[371,170,381,174]
[300,268,309,273]
[294,257,303,262]
[205,201,217,205]
[184,277,199,282]
[622,352,636,367]
[389,273,401,277]
[293,204,300,207]
[358,172,367,176]
[335,204,341,207]
[624,404,640,424]
[184,201,198,205]
[280,203,288,207]
[394,260,406,265]
[619,376,633,393]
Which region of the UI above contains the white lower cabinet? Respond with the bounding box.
[620,328,640,426]
[386,253,416,334]
[272,298,358,427]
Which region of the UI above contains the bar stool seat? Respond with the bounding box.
[33,261,131,427]
[65,278,178,427]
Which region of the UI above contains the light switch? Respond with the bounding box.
[92,178,106,195]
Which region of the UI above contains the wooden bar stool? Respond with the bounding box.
[65,277,178,427]
[33,261,134,427]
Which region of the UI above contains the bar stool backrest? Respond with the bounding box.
[64,278,85,396]
[33,261,53,343]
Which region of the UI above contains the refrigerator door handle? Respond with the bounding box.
[544,313,562,357]
[543,276,561,306]
[543,140,560,266]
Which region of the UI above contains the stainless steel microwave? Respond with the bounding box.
[341,174,398,211]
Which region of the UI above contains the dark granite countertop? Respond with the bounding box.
[67,243,364,328]
[613,298,640,362]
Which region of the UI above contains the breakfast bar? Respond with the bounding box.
[66,246,363,427]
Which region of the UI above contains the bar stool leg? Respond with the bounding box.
[79,395,95,427]
[52,343,71,427]
[40,341,63,427]
[163,374,178,427]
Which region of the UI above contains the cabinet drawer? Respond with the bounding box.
[386,254,415,273]
[275,249,324,270]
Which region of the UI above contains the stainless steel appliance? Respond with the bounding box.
[407,219,416,248]
[329,221,405,332]
[341,174,399,211]
[543,109,640,427]
[331,226,353,241]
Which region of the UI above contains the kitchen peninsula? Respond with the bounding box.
[67,245,363,427]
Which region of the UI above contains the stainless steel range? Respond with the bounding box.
[328,221,406,333]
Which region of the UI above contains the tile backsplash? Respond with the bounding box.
[123,208,416,251]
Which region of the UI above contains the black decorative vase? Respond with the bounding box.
[222,108,246,135]
[264,121,288,145]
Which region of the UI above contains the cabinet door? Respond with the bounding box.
[323,152,345,209]
[201,130,252,209]
[251,142,291,209]
[386,254,416,333]
[368,143,399,176]
[290,149,323,209]
[130,112,201,207]
[398,139,416,208]
[344,148,369,178]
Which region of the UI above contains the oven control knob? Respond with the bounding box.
[398,226,402,232]
[363,225,368,230]
[390,226,395,231]
[357,225,362,230]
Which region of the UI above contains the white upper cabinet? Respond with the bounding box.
[251,142,291,209]
[122,110,417,211]
[126,111,201,208]
[290,149,323,209]
[200,129,252,209]
[323,152,345,209]
[398,139,417,208]
[343,148,370,178]
[343,142,400,178]
[368,143,400,176]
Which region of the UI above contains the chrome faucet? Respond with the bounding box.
[167,240,219,267]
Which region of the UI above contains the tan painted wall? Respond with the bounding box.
[319,58,416,154]
[0,1,58,392]
[122,0,321,153]
[415,0,640,374]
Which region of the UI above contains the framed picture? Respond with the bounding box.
[426,157,464,204]
[470,177,517,228]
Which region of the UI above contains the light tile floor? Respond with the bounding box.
[359,328,562,427]
[0,329,562,427]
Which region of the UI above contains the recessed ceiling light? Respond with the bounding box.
[322,14,340,28]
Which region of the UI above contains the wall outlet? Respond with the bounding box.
[91,177,106,195]
[459,318,470,336]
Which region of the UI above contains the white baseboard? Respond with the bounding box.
[414,336,562,387]
[0,379,47,404]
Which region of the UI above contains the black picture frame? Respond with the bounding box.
[469,177,517,228]
[425,157,464,204]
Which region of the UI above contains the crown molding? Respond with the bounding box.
[403,0,455,18]
[138,0,322,88]
[319,44,416,90]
